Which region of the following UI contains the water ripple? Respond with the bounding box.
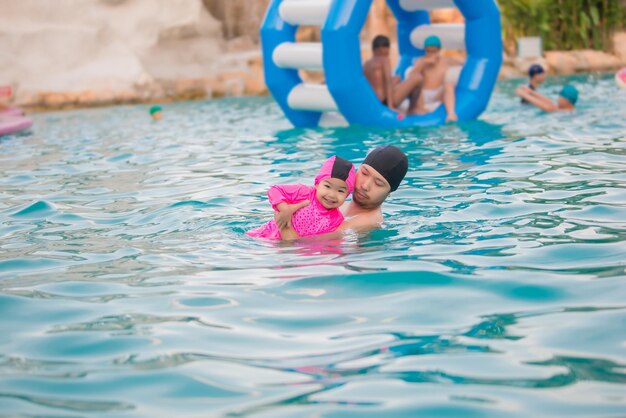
[0,74,624,416]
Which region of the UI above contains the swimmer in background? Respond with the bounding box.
[515,84,578,112]
[521,64,547,105]
[150,105,163,121]
[246,156,356,240]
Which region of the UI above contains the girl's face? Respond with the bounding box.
[315,178,350,209]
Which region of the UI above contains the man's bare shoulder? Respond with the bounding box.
[339,210,383,233]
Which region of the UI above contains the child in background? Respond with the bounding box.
[247,156,356,240]
[149,105,163,121]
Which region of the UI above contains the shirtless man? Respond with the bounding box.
[363,34,459,121]
[390,35,459,121]
[275,145,409,240]
[362,35,426,114]
[515,84,578,112]
[363,35,399,110]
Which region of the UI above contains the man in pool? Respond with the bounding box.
[276,145,409,240]
[521,64,546,105]
[392,35,460,121]
[515,84,578,112]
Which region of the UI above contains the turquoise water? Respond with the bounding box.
[1,73,625,417]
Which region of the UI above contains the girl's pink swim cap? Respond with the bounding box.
[314,156,356,194]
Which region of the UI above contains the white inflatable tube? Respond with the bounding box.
[273,42,323,70]
[410,23,466,50]
[278,0,331,26]
[399,0,457,11]
[287,84,338,112]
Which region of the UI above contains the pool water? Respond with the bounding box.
[1,73,625,417]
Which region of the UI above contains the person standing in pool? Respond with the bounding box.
[521,64,546,105]
[246,156,356,240]
[277,145,409,240]
[515,84,578,112]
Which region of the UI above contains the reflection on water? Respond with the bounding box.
[0,73,625,417]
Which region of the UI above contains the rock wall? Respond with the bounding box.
[0,0,230,107]
[500,32,626,79]
[202,0,269,45]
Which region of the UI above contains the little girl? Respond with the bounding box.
[247,156,355,240]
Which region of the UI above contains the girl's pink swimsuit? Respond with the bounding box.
[246,184,344,240]
[247,156,356,240]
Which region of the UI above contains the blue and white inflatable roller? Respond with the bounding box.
[260,0,502,128]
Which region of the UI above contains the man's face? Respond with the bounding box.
[557,96,574,110]
[352,164,391,209]
[424,46,440,58]
[374,46,390,57]
[532,72,546,84]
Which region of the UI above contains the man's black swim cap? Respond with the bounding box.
[362,145,408,192]
[528,64,545,78]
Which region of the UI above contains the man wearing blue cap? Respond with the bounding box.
[521,64,546,105]
[515,84,578,112]
[391,35,460,122]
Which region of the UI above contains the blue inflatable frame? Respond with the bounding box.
[260,0,502,128]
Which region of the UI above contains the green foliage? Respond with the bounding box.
[498,0,626,51]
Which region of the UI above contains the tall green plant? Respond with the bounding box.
[498,0,626,51]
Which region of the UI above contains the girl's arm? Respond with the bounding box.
[267,184,311,210]
[267,184,312,233]
[274,200,310,232]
